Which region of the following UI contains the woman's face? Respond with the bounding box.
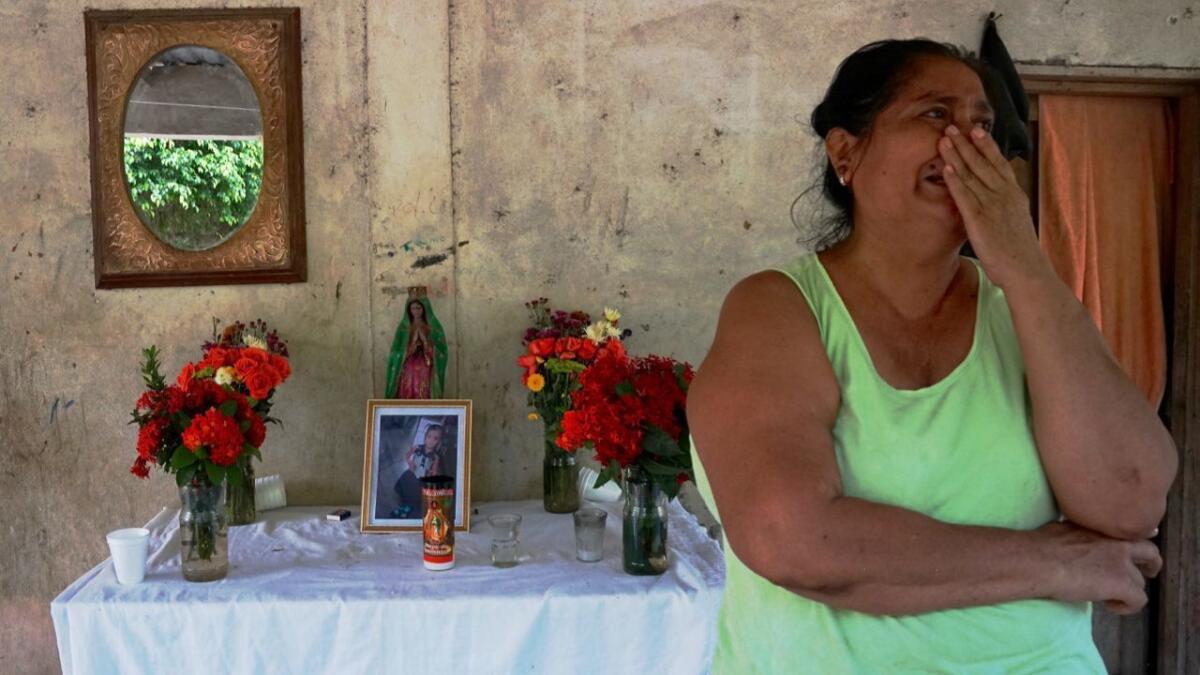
[409,302,424,320]
[840,57,994,243]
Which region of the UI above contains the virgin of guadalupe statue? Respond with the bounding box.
[385,288,449,399]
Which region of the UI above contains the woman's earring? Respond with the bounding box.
[838,173,847,187]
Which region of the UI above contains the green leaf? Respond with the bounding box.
[173,412,191,432]
[615,380,634,396]
[672,362,691,389]
[170,445,198,469]
[139,345,167,390]
[205,462,227,486]
[239,420,251,432]
[642,425,681,457]
[653,471,682,500]
[641,458,679,476]
[243,443,263,462]
[544,358,586,374]
[595,458,622,489]
[175,464,197,487]
[226,464,243,487]
[218,400,238,417]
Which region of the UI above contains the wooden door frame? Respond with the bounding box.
[1019,64,1200,675]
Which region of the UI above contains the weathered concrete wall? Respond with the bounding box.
[0,1,374,672]
[447,0,1200,503]
[2,0,1198,671]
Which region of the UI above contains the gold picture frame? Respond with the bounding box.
[84,8,306,288]
[360,399,473,533]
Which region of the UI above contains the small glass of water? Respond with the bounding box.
[488,513,522,568]
[573,507,608,562]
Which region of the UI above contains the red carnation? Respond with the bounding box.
[130,458,151,479]
[177,362,197,389]
[136,417,169,460]
[163,386,186,414]
[243,369,276,400]
[577,340,598,362]
[199,346,238,371]
[182,408,245,467]
[245,413,266,447]
[529,338,557,358]
[555,337,583,360]
[267,353,291,383]
[239,347,271,365]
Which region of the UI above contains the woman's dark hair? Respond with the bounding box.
[796,39,990,250]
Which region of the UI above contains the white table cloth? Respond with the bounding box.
[52,499,725,675]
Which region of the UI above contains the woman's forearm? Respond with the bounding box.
[758,496,1056,616]
[1000,264,1177,539]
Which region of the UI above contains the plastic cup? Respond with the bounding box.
[106,528,150,585]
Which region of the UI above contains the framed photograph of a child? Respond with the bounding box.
[360,400,472,533]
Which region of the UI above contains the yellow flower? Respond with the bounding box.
[214,366,238,386]
[605,323,621,339]
[585,321,609,343]
[585,319,604,341]
[526,373,546,392]
[244,335,268,350]
[527,412,540,421]
[604,307,621,323]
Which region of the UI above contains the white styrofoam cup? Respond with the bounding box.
[106,527,150,585]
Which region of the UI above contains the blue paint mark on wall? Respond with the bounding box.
[48,398,76,424]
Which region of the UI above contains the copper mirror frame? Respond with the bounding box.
[84,8,306,288]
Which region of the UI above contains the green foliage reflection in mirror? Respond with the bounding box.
[123,138,263,251]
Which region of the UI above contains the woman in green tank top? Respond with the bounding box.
[688,39,1177,674]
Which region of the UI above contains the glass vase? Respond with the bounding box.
[179,481,229,582]
[225,461,257,526]
[543,438,580,514]
[622,466,668,575]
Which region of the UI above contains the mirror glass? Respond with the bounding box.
[123,45,263,251]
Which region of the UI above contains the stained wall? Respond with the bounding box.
[2,1,1197,671]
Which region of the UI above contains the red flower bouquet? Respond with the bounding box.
[556,339,695,500]
[129,320,290,490]
[517,299,629,429]
[518,299,630,512]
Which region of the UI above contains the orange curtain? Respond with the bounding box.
[1038,95,1171,408]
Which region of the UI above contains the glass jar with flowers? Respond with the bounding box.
[194,319,291,525]
[129,339,284,580]
[555,339,694,575]
[518,300,628,513]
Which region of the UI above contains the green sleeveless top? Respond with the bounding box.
[692,254,1105,674]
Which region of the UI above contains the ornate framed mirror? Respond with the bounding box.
[84,8,306,288]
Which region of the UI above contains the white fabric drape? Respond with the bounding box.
[52,500,725,675]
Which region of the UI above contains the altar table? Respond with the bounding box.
[52,499,725,674]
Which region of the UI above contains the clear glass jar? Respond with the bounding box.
[179,481,229,582]
[543,437,580,514]
[225,460,257,526]
[622,466,668,575]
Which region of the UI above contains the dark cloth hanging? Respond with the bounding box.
[979,12,1032,160]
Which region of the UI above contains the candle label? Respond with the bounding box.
[422,486,455,565]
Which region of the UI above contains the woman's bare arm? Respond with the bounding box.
[939,125,1177,540]
[689,272,1159,616]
